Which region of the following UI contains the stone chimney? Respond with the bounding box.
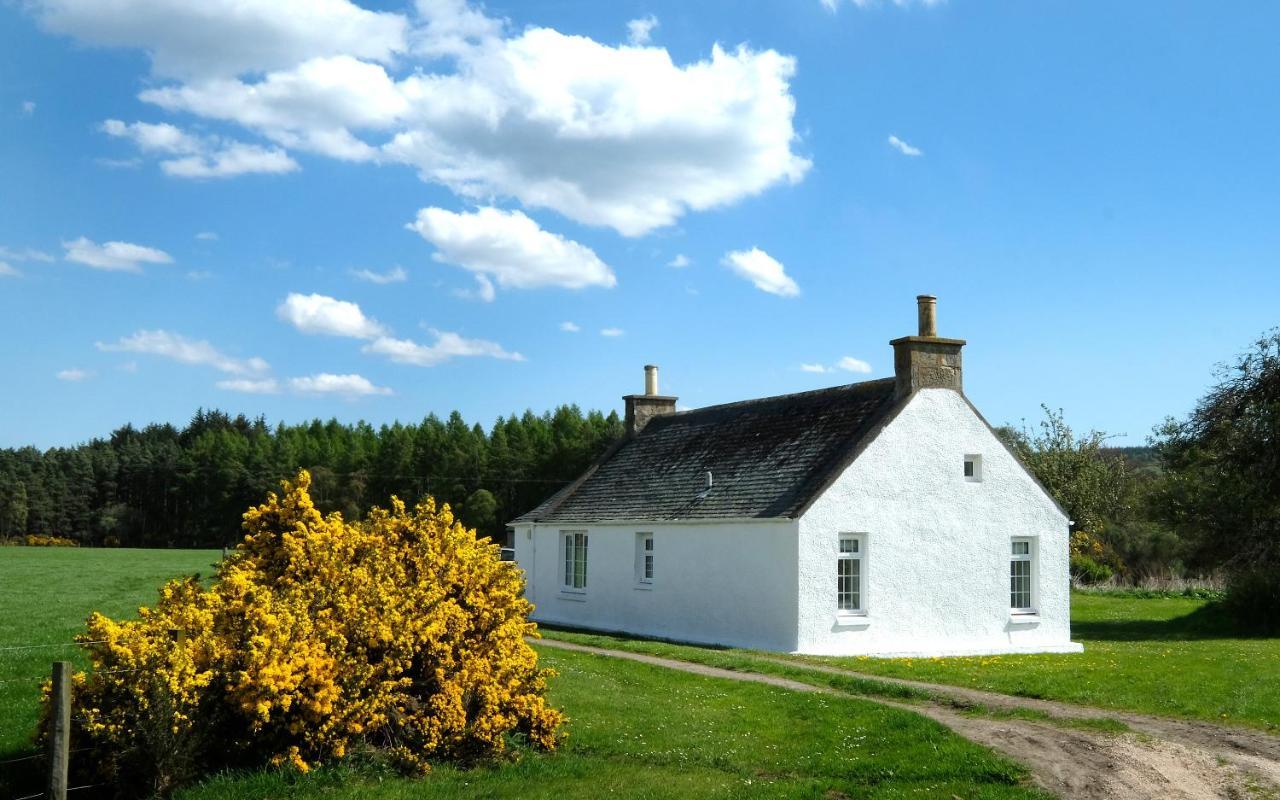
[624,364,678,436]
[890,295,966,400]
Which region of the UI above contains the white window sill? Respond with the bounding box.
[558,591,587,602]
[833,614,870,628]
[633,583,653,591]
[1008,613,1040,625]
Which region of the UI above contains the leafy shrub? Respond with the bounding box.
[53,471,562,795]
[1069,553,1114,584]
[1222,566,1280,633]
[19,534,79,547]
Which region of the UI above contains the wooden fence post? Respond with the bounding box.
[47,660,70,800]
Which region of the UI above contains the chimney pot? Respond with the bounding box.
[917,294,938,337]
[891,295,966,400]
[625,364,677,435]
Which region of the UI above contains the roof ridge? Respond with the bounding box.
[658,377,894,421]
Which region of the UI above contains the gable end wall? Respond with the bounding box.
[796,389,1079,656]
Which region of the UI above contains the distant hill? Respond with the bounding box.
[1102,445,1160,473]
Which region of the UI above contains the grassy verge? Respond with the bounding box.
[539,592,1280,732]
[179,645,1047,800]
[799,594,1279,731]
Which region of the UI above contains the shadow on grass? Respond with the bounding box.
[534,622,734,651]
[1073,602,1263,641]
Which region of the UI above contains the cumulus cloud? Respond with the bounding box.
[97,330,269,374]
[32,0,408,79]
[101,118,299,178]
[351,265,408,284]
[667,254,691,268]
[408,206,615,296]
[288,372,392,397]
[887,134,922,157]
[0,246,55,263]
[63,237,173,272]
[215,378,280,394]
[0,262,20,278]
[801,356,872,375]
[722,247,800,297]
[600,327,624,337]
[627,15,658,45]
[41,0,808,235]
[559,321,580,333]
[837,356,872,373]
[364,330,524,367]
[56,368,93,381]
[276,292,387,339]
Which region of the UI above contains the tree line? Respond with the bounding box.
[0,406,623,547]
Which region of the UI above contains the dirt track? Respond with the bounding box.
[536,639,1280,800]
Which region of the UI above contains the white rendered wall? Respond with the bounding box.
[796,389,1082,656]
[512,519,799,651]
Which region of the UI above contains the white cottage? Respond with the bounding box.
[510,296,1082,657]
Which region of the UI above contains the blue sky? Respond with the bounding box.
[2,0,1278,449]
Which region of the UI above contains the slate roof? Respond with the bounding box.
[512,377,900,523]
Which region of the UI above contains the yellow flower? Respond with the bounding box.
[51,470,563,791]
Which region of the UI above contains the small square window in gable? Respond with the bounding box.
[964,454,982,482]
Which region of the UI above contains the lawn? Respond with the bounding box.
[0,547,1046,799]
[542,592,1280,732]
[0,548,219,756]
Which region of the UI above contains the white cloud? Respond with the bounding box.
[97,330,269,374]
[887,134,923,157]
[21,100,36,116]
[0,262,19,278]
[52,1,808,236]
[559,321,580,333]
[351,265,408,284]
[289,372,392,397]
[276,292,386,339]
[0,246,55,263]
[63,237,173,272]
[32,0,408,79]
[408,206,616,296]
[667,254,691,268]
[195,231,219,241]
[56,368,93,381]
[186,270,213,280]
[162,143,298,178]
[600,327,624,337]
[837,356,872,373]
[364,330,524,367]
[216,377,281,394]
[102,119,299,178]
[627,15,658,45]
[722,247,800,297]
[801,356,873,375]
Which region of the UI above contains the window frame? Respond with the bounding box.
[1010,537,1036,614]
[635,532,654,587]
[836,533,867,616]
[964,454,983,482]
[561,530,588,593]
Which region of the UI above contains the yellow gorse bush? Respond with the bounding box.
[57,471,562,793]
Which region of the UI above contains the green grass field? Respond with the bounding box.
[0,548,221,757]
[542,593,1280,732]
[1,548,1045,799]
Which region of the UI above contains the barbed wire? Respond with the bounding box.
[0,641,105,654]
